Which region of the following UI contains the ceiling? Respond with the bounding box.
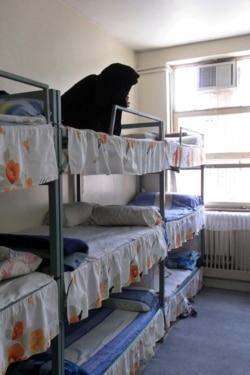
[60,0,250,51]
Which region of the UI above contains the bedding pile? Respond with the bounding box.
[0,233,89,272]
[0,98,47,125]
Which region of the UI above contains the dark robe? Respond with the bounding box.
[61,63,139,135]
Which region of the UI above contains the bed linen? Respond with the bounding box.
[164,135,205,168]
[0,272,59,375]
[0,114,47,125]
[0,98,44,117]
[65,127,205,175]
[6,289,164,375]
[17,224,167,323]
[66,127,167,175]
[129,192,205,249]
[0,124,58,192]
[154,266,203,327]
[123,131,205,168]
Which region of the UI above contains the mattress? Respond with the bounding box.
[0,124,58,192]
[18,224,167,322]
[0,272,59,375]
[6,289,165,375]
[129,192,205,249]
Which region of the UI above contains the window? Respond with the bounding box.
[172,57,250,209]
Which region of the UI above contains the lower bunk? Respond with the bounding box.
[6,288,165,375]
[136,254,203,328]
[0,267,59,375]
[163,266,203,327]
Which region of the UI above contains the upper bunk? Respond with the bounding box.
[0,70,168,320]
[0,70,60,193]
[63,105,205,176]
[0,70,61,375]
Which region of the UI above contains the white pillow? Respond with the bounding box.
[0,246,42,281]
[44,202,94,227]
[91,205,163,227]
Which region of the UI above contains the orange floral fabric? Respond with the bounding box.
[67,128,205,175]
[0,273,59,375]
[0,124,58,192]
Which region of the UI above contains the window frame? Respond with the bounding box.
[171,58,250,210]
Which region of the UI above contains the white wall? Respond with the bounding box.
[0,0,138,232]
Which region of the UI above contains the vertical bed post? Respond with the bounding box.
[158,120,166,310]
[200,164,205,263]
[48,89,65,375]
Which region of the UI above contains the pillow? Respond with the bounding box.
[0,246,42,281]
[102,288,156,312]
[44,202,94,227]
[91,205,163,227]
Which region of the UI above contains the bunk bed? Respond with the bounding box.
[1,93,167,374]
[118,114,205,327]
[0,70,63,375]
[160,130,205,326]
[59,106,205,339]
[1,78,204,373]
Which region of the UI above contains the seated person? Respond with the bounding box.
[61,63,139,135]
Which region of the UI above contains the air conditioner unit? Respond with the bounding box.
[198,61,236,90]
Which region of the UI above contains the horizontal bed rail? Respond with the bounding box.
[0,69,50,121]
[179,126,204,146]
[109,105,164,141]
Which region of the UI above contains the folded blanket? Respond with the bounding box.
[0,233,89,256]
[6,352,87,375]
[0,98,44,116]
[165,250,201,270]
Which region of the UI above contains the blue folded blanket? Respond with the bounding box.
[0,233,88,256]
[6,352,87,375]
[0,98,44,116]
[166,250,201,270]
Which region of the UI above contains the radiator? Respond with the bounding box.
[204,212,250,281]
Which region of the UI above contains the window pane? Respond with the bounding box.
[174,59,250,111]
[172,170,202,196]
[204,168,250,203]
[178,113,250,154]
[174,167,250,204]
[173,57,250,205]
